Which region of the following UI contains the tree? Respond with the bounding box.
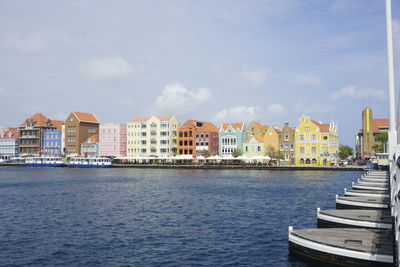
[200,149,211,158]
[232,149,243,158]
[374,133,388,153]
[339,145,353,159]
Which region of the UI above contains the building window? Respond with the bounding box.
[299,134,304,141]
[311,146,317,154]
[300,147,305,154]
[280,144,284,151]
[311,134,316,141]
[305,126,310,132]
[285,135,289,141]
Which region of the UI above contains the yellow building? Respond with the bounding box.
[263,127,281,157]
[247,121,267,136]
[295,115,339,166]
[127,116,179,157]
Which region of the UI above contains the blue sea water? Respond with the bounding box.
[0,167,361,266]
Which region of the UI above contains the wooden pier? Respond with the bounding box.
[289,170,394,266]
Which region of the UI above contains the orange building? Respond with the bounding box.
[178,120,219,156]
[263,126,282,156]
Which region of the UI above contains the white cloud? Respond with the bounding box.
[330,86,386,101]
[78,56,136,82]
[295,73,322,86]
[235,68,269,89]
[6,34,49,53]
[154,83,211,116]
[294,97,333,115]
[213,104,286,124]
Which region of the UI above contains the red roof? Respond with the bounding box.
[373,118,389,132]
[221,123,244,131]
[311,119,330,133]
[20,113,50,127]
[181,120,218,132]
[72,112,100,123]
[51,120,64,131]
[245,134,263,143]
[0,128,19,139]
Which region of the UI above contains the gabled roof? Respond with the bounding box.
[20,113,50,127]
[311,119,331,133]
[180,120,218,132]
[220,123,245,131]
[273,127,282,134]
[245,134,263,143]
[83,134,99,144]
[72,112,100,123]
[0,128,19,139]
[373,118,389,132]
[51,120,64,131]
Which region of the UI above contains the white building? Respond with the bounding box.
[127,116,179,157]
[0,128,19,160]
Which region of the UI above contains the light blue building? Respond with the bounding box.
[219,123,247,156]
[81,135,99,157]
[42,130,62,155]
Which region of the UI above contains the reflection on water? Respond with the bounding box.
[0,167,361,266]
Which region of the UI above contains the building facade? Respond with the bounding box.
[278,123,295,165]
[178,120,218,156]
[64,112,100,156]
[355,107,389,159]
[295,115,339,166]
[243,134,264,157]
[219,123,246,156]
[81,135,99,157]
[99,123,127,157]
[127,116,179,157]
[263,126,281,158]
[247,121,267,136]
[19,113,60,156]
[0,128,19,160]
[42,130,63,155]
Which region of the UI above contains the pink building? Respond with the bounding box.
[99,123,127,157]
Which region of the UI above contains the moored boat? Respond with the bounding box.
[25,156,65,167]
[67,157,113,168]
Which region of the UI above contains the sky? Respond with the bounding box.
[0,0,398,146]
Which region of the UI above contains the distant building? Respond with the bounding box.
[0,128,19,160]
[127,116,179,157]
[247,121,267,136]
[0,127,9,135]
[18,113,60,156]
[243,134,264,157]
[81,135,99,157]
[42,121,64,155]
[295,115,339,166]
[64,112,100,156]
[219,123,246,156]
[263,126,282,157]
[178,120,219,156]
[99,123,127,157]
[278,123,295,165]
[355,107,389,158]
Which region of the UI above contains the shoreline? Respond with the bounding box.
[0,162,366,171]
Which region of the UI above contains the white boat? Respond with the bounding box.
[67,157,113,168]
[25,156,64,167]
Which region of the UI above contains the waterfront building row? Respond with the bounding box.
[0,113,340,166]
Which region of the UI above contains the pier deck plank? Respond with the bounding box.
[337,196,390,204]
[345,189,389,197]
[291,228,393,256]
[319,210,392,224]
